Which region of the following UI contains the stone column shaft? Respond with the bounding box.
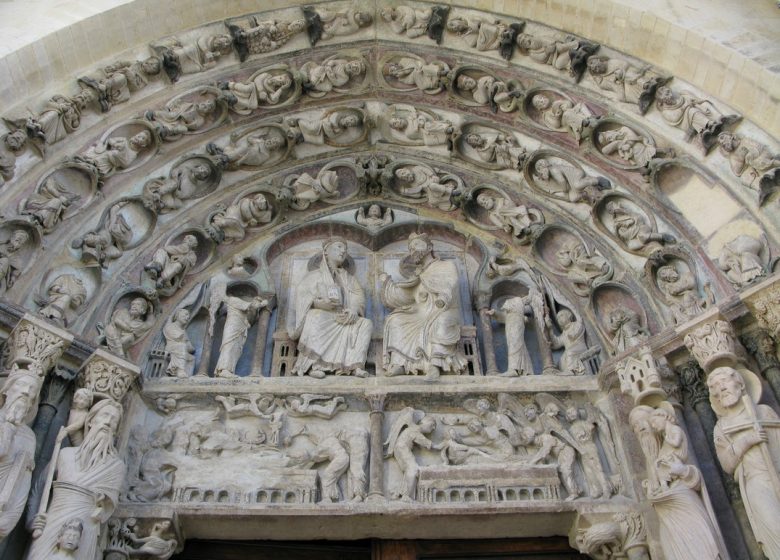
[250,308,272,376]
[478,308,499,375]
[741,330,780,402]
[367,394,386,501]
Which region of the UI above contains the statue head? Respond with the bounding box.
[556,309,575,327]
[656,86,675,105]
[419,416,437,434]
[657,265,679,283]
[564,405,579,422]
[7,229,29,251]
[446,18,469,33]
[466,419,484,434]
[531,94,551,111]
[128,297,150,319]
[72,388,93,411]
[707,366,746,410]
[394,167,414,183]
[270,74,292,88]
[190,163,212,181]
[323,237,348,268]
[524,404,539,421]
[141,56,162,75]
[367,204,382,218]
[173,308,190,325]
[251,193,268,209]
[265,135,285,150]
[211,34,233,53]
[543,402,560,417]
[519,426,537,445]
[456,74,477,91]
[516,34,535,50]
[339,113,360,128]
[407,232,433,264]
[388,116,407,131]
[56,518,83,552]
[353,11,373,27]
[77,398,123,469]
[183,234,198,250]
[475,398,491,414]
[289,19,307,33]
[197,98,217,116]
[130,130,152,151]
[345,60,365,76]
[476,192,496,210]
[586,56,608,75]
[533,159,550,180]
[717,132,740,152]
[4,129,27,151]
[628,404,654,435]
[0,371,40,426]
[650,406,675,433]
[464,133,485,148]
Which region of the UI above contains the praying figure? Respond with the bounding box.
[290,238,372,378]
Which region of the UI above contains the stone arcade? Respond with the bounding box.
[0,1,778,559]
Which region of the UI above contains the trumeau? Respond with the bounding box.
[0,2,777,559]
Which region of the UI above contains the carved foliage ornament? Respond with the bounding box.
[79,351,139,402]
[683,320,738,372]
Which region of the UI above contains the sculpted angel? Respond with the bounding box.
[385,106,455,147]
[598,126,659,167]
[356,204,392,230]
[656,86,737,149]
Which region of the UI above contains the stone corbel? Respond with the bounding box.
[78,349,140,404]
[104,514,183,560]
[4,314,74,375]
[570,510,651,560]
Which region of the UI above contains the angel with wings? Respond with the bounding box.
[384,408,439,501]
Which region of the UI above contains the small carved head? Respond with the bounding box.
[707,366,745,409]
[130,130,153,151]
[516,33,535,49]
[265,135,285,150]
[556,309,575,327]
[196,98,217,115]
[8,229,30,251]
[531,94,551,111]
[183,234,198,249]
[141,56,162,75]
[565,405,579,422]
[339,113,361,128]
[56,518,83,552]
[323,237,348,267]
[388,116,408,131]
[419,415,437,434]
[586,56,608,75]
[190,163,212,181]
[270,74,292,88]
[446,17,469,33]
[353,11,373,28]
[368,204,382,218]
[476,192,496,210]
[717,132,740,152]
[345,60,366,76]
[4,129,27,151]
[394,167,414,183]
[464,133,485,148]
[407,232,433,262]
[456,74,477,91]
[173,308,190,324]
[211,34,234,53]
[0,372,39,425]
[129,297,150,318]
[251,193,268,209]
[656,265,679,283]
[524,403,539,421]
[649,407,674,433]
[656,86,676,105]
[72,388,94,410]
[533,158,551,180]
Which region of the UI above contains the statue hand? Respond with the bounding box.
[31,513,47,538]
[751,429,768,446]
[379,272,389,283]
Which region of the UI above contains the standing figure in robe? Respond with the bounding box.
[380,233,467,379]
[486,295,536,376]
[27,399,126,560]
[290,238,372,378]
[163,309,195,378]
[213,293,267,378]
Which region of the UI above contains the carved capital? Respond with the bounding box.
[615,346,666,405]
[366,393,386,413]
[572,511,650,560]
[78,349,139,403]
[5,314,73,373]
[743,281,780,341]
[683,319,738,372]
[676,361,709,408]
[740,330,780,373]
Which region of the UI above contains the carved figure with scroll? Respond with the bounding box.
[656,264,706,324]
[74,131,152,178]
[144,235,198,295]
[455,73,521,113]
[385,408,438,501]
[394,166,460,211]
[587,56,666,113]
[286,111,362,146]
[20,178,80,233]
[71,203,132,267]
[209,287,267,378]
[145,97,218,140]
[38,274,87,327]
[707,367,780,559]
[207,132,285,170]
[381,233,467,379]
[210,193,272,242]
[156,34,233,82]
[464,132,526,170]
[300,58,365,96]
[0,229,30,292]
[547,310,591,375]
[717,235,765,289]
[532,94,595,143]
[356,204,393,230]
[381,6,431,38]
[486,295,535,376]
[605,200,672,252]
[163,309,195,378]
[25,94,86,147]
[476,193,540,240]
[717,132,780,205]
[555,241,612,295]
[288,170,340,209]
[656,86,738,150]
[607,307,648,354]
[101,297,155,358]
[384,57,448,93]
[598,126,659,167]
[143,163,213,214]
[78,57,161,113]
[27,399,125,560]
[385,106,455,147]
[533,159,609,204]
[0,367,41,539]
[290,238,372,378]
[219,72,293,114]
